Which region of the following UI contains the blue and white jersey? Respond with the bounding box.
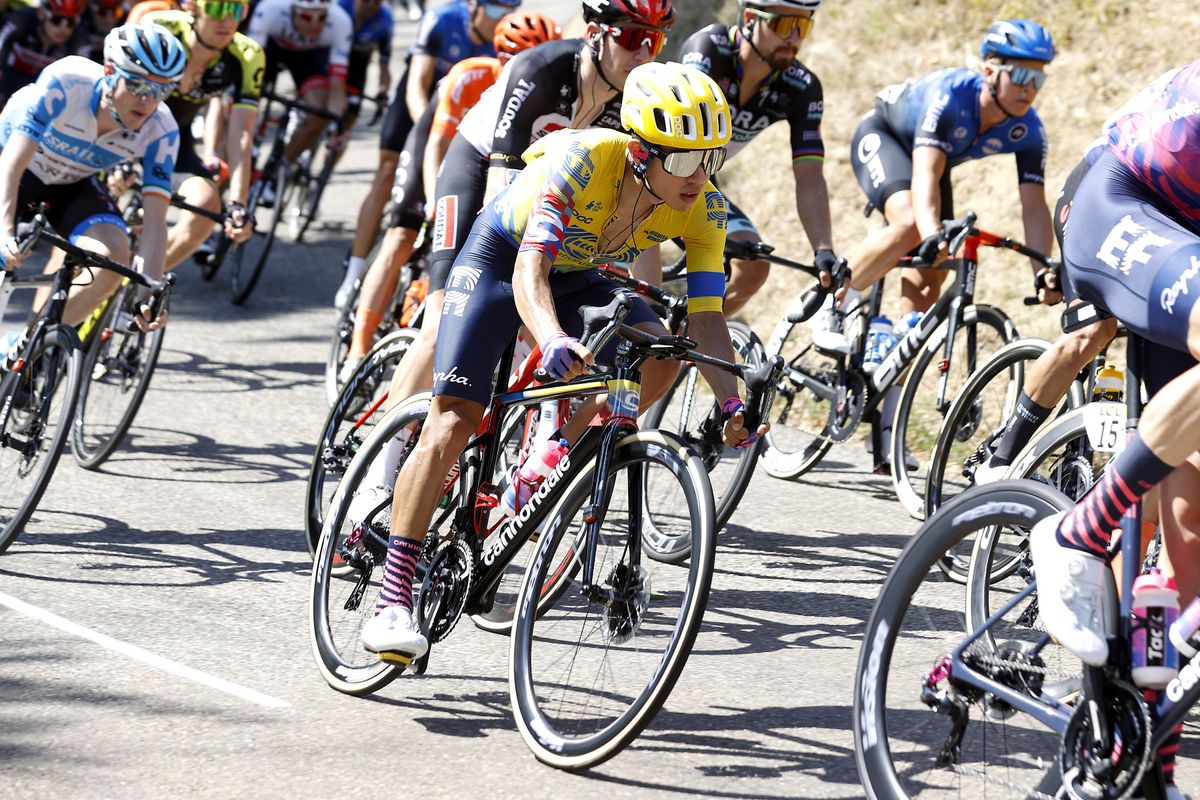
[874,67,1048,184]
[0,57,179,197]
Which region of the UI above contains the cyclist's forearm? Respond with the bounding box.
[911,147,945,238]
[688,310,740,402]
[138,195,170,281]
[404,56,434,121]
[378,66,392,97]
[0,135,36,238]
[422,132,451,208]
[1020,185,1054,272]
[512,250,561,345]
[792,161,833,252]
[226,108,256,205]
[327,81,348,119]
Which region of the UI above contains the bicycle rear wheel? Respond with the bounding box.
[759,309,835,480]
[71,284,167,469]
[0,325,84,553]
[305,329,419,556]
[309,395,432,695]
[853,481,1077,799]
[289,144,336,241]
[509,430,716,769]
[640,321,764,549]
[230,158,290,306]
[891,303,1016,520]
[324,249,400,407]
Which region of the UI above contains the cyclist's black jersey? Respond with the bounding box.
[678,24,824,162]
[0,8,88,99]
[458,38,623,168]
[146,11,265,132]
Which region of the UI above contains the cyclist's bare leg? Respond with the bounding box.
[723,230,768,316]
[347,225,420,359]
[899,265,948,316]
[330,106,359,169]
[283,84,330,164]
[384,289,443,410]
[1160,455,1200,605]
[164,176,221,270]
[388,394,485,543]
[843,190,922,296]
[350,149,400,261]
[1025,313,1119,406]
[34,224,130,327]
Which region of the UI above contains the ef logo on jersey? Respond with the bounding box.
[1096,214,1171,276]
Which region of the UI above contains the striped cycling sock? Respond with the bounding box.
[1055,434,1174,558]
[375,536,423,614]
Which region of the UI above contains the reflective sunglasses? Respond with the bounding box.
[201,0,249,21]
[600,23,667,57]
[121,73,177,101]
[996,62,1047,89]
[481,3,513,19]
[746,7,813,39]
[295,10,327,23]
[47,13,82,27]
[647,143,728,177]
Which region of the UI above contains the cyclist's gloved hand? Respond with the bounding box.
[106,162,137,198]
[1035,264,1063,306]
[915,232,943,265]
[814,248,838,289]
[224,201,254,244]
[540,331,593,380]
[720,397,761,450]
[0,236,22,271]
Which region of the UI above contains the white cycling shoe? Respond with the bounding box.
[346,484,391,530]
[807,297,851,354]
[361,605,429,663]
[1029,511,1110,667]
[338,356,363,386]
[972,456,1011,485]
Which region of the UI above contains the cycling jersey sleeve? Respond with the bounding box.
[786,68,825,162]
[376,5,393,64]
[7,69,69,143]
[431,58,492,140]
[245,2,276,48]
[232,33,265,109]
[140,123,179,198]
[410,8,441,57]
[681,188,727,314]
[517,137,594,262]
[488,46,565,168]
[0,13,26,66]
[1014,115,1048,185]
[325,5,353,77]
[912,90,956,153]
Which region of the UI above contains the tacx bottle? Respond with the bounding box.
[1131,568,1180,689]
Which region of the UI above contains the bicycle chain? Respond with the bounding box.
[964,646,1052,678]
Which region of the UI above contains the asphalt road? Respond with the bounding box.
[1,6,1197,799]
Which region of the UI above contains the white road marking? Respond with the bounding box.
[0,590,290,709]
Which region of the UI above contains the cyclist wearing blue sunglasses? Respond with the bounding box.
[0,22,184,332]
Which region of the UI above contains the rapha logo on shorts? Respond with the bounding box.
[1096,214,1171,276]
[1161,255,1200,315]
[434,366,470,386]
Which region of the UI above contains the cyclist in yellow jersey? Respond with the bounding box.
[355,62,763,659]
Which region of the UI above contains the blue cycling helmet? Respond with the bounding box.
[103,22,187,82]
[980,19,1055,63]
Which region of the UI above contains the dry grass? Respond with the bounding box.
[671,1,1200,341]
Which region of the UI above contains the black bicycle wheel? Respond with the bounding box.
[0,324,84,553]
[509,430,716,770]
[230,158,290,306]
[641,322,764,549]
[70,284,167,469]
[324,247,400,407]
[891,303,1016,520]
[759,310,835,480]
[853,481,1077,800]
[290,143,336,242]
[305,328,419,557]
[309,395,432,695]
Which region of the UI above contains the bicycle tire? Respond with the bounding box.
[292,144,336,241]
[509,430,716,770]
[1006,406,1108,501]
[0,324,84,553]
[758,298,835,480]
[70,285,167,469]
[309,394,432,695]
[890,303,1016,520]
[230,158,289,306]
[324,240,398,406]
[640,321,764,549]
[305,328,419,556]
[853,480,1075,800]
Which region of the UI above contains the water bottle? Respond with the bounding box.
[1170,597,1200,660]
[893,310,923,342]
[1131,568,1179,689]
[534,399,561,443]
[2,329,23,370]
[500,438,569,518]
[862,316,894,374]
[1092,366,1125,404]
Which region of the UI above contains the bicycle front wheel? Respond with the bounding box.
[891,303,1016,520]
[71,285,167,469]
[0,325,84,553]
[758,309,835,480]
[509,430,716,769]
[854,481,1077,800]
[305,329,419,556]
[230,159,289,305]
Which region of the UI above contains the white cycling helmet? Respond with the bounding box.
[103,22,187,82]
[291,0,331,10]
[738,0,820,10]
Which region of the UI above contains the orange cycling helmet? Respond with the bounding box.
[126,0,178,23]
[493,12,562,57]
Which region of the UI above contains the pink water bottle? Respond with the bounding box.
[1131,569,1179,689]
[500,438,569,518]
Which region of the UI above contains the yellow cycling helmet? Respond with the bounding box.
[621,62,732,150]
